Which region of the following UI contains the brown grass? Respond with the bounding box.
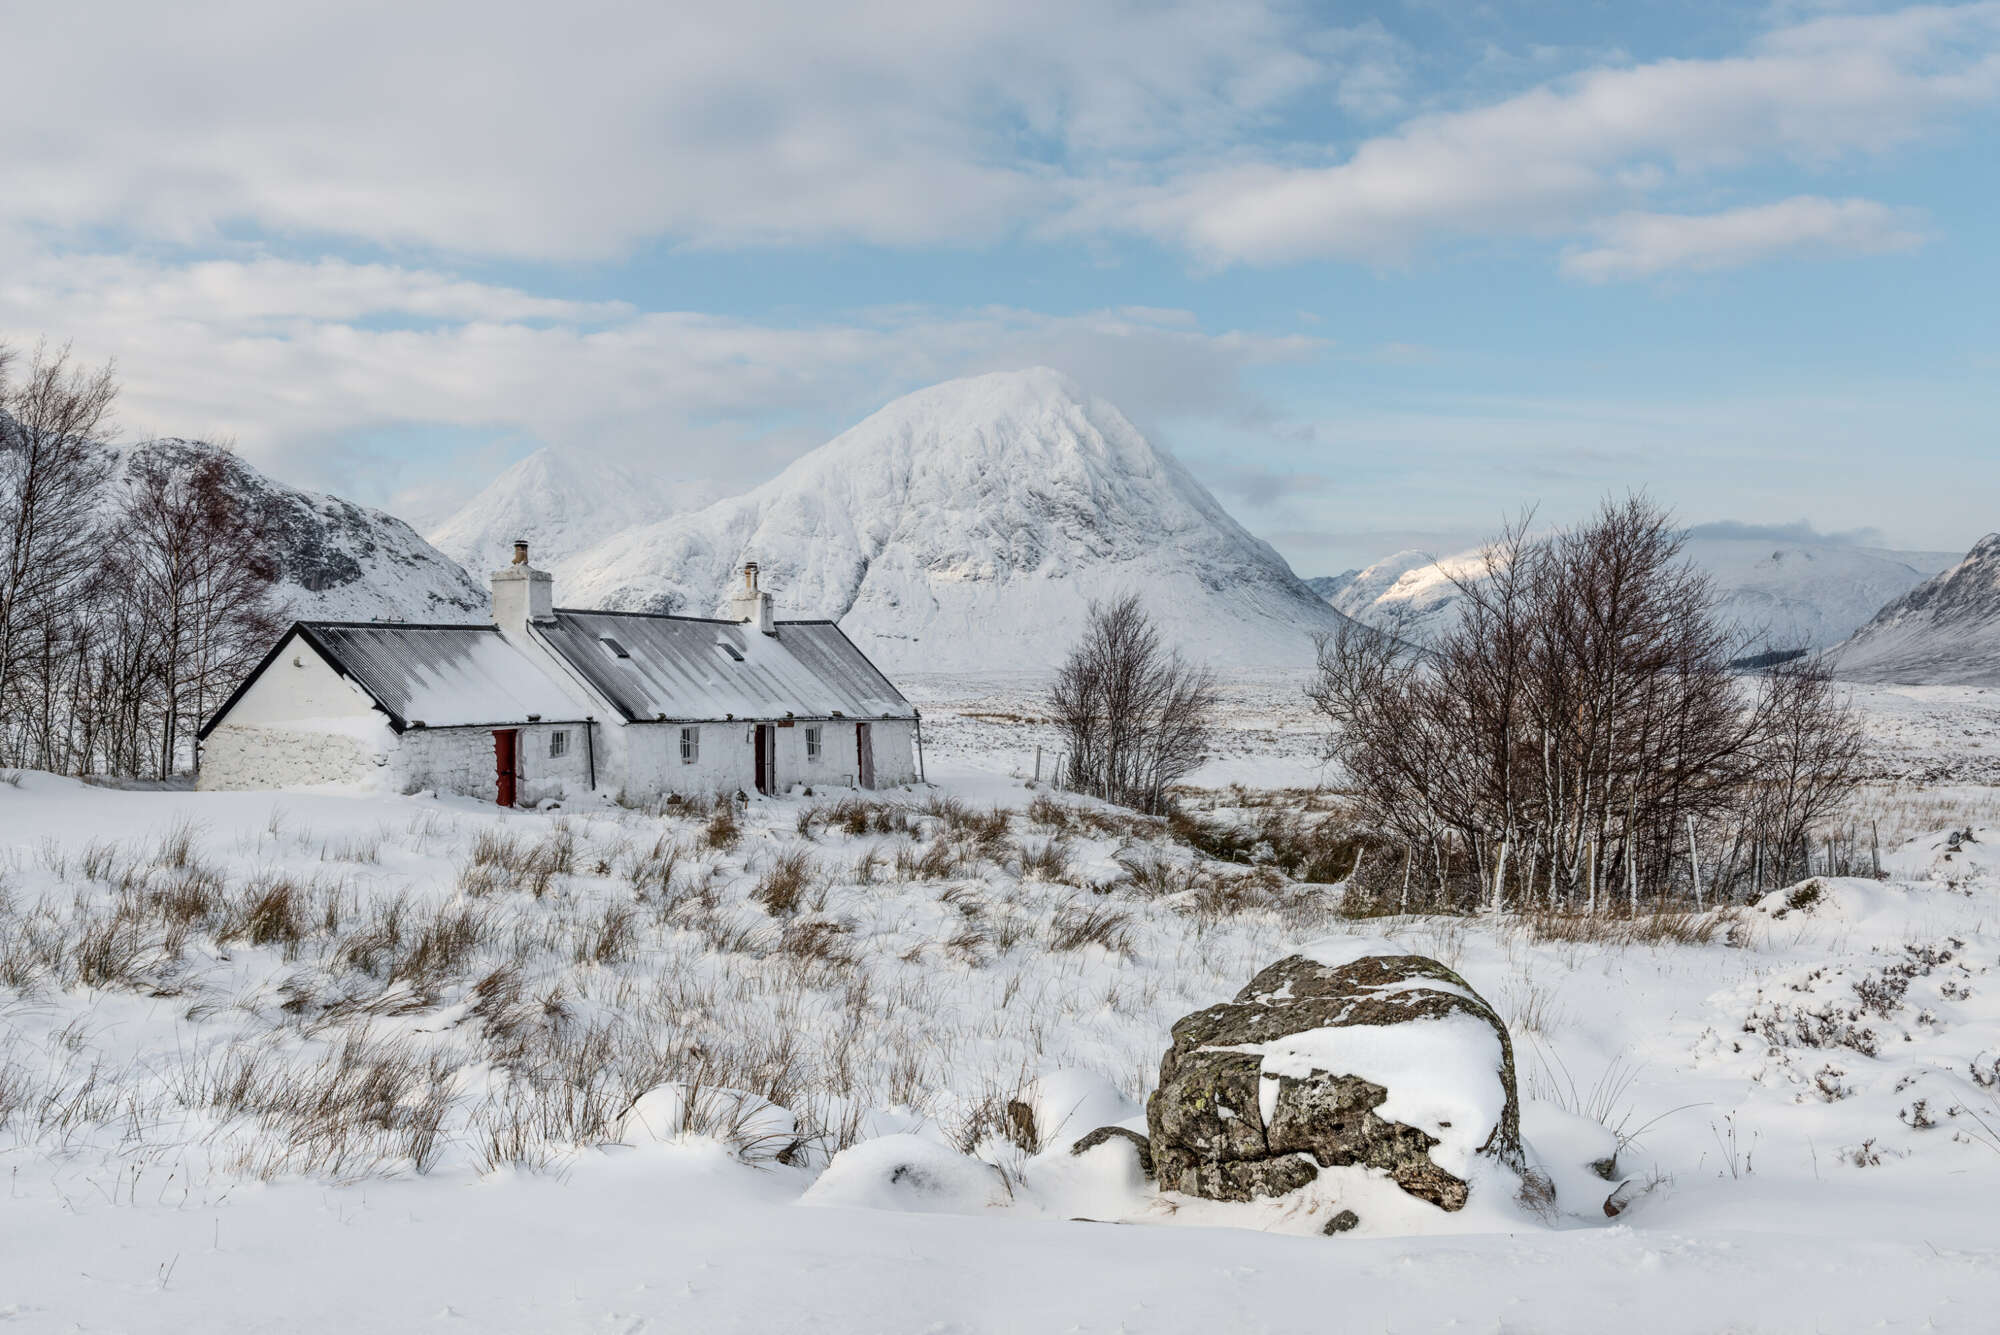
[753,851,816,916]
[1047,901,1133,954]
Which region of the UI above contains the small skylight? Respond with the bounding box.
[715,639,745,662]
[599,635,630,659]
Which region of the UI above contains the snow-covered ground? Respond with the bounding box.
[6,676,2000,1332]
[908,671,2000,795]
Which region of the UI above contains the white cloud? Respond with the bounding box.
[1,0,1328,259]
[1092,3,2000,265]
[1560,196,1926,280]
[0,246,1320,511]
[9,2,1989,271]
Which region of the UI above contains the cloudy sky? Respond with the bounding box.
[5,0,1996,572]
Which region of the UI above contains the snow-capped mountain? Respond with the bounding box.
[428,447,706,577]
[1831,533,2000,685]
[129,439,488,623]
[1320,549,1479,644]
[1320,536,1958,653]
[1302,571,1359,601]
[551,368,1352,671]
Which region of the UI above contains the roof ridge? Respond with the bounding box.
[303,620,501,632]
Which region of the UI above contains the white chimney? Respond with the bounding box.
[492,539,555,626]
[729,561,775,635]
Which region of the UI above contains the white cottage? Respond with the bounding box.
[197,546,920,804]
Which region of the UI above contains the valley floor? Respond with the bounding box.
[4,679,2000,1332]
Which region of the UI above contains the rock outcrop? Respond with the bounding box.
[1147,943,1521,1214]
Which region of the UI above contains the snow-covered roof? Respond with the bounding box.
[203,611,912,739]
[534,611,912,723]
[203,623,595,737]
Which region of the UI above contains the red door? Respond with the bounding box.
[856,722,875,789]
[753,724,772,795]
[493,729,518,807]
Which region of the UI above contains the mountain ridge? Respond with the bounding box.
[1830,532,2000,685]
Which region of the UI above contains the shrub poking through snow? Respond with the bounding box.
[1147,940,1522,1218]
[704,804,740,851]
[753,851,815,917]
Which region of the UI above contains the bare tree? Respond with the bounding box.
[110,445,282,778]
[1309,495,1864,912]
[0,341,118,766]
[1050,595,1217,814]
[1742,654,1866,886]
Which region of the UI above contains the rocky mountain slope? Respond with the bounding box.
[131,439,488,624]
[428,447,708,578]
[1830,533,2000,685]
[1323,536,1959,654]
[545,368,1352,671]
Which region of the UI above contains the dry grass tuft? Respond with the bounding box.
[1017,838,1073,884]
[1515,906,1731,947]
[1048,901,1133,954]
[753,851,816,916]
[704,804,741,851]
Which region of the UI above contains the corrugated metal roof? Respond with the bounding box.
[301,623,593,729]
[534,611,913,723]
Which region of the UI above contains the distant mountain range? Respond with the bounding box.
[177,360,1972,686]
[428,448,722,579]
[458,368,1353,672]
[1316,537,1962,657]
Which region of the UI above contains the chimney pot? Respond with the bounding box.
[493,542,554,625]
[729,562,775,633]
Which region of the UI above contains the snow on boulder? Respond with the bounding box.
[1146,941,1522,1219]
[800,1135,1010,1215]
[618,1085,803,1162]
[1520,1100,1623,1215]
[1007,1069,1138,1153]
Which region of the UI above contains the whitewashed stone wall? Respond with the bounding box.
[199,719,395,791]
[198,635,395,791]
[622,722,756,798]
[398,722,595,806]
[868,719,921,785]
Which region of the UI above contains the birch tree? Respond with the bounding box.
[0,341,118,766]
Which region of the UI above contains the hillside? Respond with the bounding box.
[548,369,1353,671]
[1831,533,2000,685]
[129,439,488,623]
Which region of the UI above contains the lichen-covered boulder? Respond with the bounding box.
[1147,940,1522,1212]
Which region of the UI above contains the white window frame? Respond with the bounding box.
[805,725,822,762]
[680,726,699,765]
[548,729,570,758]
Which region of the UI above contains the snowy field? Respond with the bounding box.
[4,675,2000,1332]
